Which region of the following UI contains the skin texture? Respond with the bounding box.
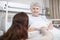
[31,6,40,17]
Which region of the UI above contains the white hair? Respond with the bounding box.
[30,2,41,9]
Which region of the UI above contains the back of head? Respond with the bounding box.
[12,12,29,40]
[0,12,28,40]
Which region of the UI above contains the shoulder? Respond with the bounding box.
[40,16,52,24]
[39,16,47,21]
[41,16,52,21]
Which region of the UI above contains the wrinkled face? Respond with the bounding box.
[31,6,40,16]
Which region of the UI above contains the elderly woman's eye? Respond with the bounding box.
[36,8,39,10]
[33,8,35,10]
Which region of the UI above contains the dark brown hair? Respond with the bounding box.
[0,12,28,40]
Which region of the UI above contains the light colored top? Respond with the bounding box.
[28,14,51,30]
[28,14,52,40]
[28,14,60,40]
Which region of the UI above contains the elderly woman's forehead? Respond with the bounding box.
[32,6,40,8]
[30,3,41,9]
[31,3,40,6]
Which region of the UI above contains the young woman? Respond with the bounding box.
[0,12,29,40]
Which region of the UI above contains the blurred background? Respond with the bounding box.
[0,0,60,36]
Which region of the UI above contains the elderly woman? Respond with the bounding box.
[28,2,60,40]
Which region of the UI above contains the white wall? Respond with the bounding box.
[1,0,49,8]
[4,0,42,4]
[3,0,45,8]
